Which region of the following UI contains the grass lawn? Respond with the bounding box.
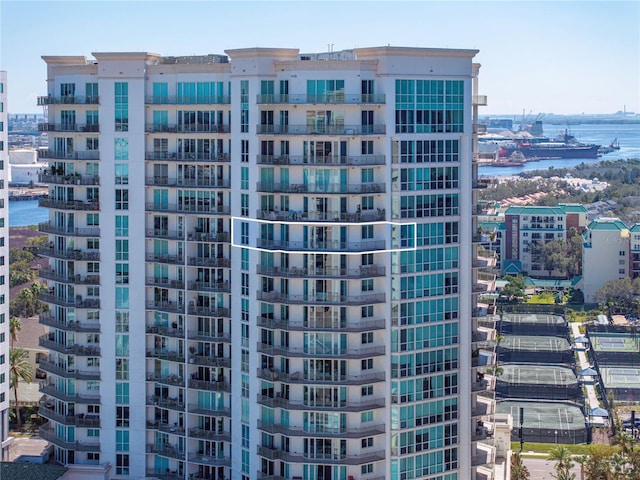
[511,442,597,456]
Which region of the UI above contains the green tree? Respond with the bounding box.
[9,348,33,429]
[9,316,21,345]
[583,444,616,480]
[501,275,526,301]
[24,235,48,250]
[10,282,48,318]
[594,277,640,314]
[548,445,576,480]
[9,248,38,288]
[511,452,530,480]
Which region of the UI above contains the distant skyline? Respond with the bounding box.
[1,0,638,115]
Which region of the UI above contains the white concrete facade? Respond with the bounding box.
[37,48,493,480]
[582,217,630,303]
[0,71,11,461]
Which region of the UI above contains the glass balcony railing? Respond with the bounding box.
[256,124,385,135]
[256,93,385,105]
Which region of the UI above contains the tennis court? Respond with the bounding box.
[497,400,589,444]
[498,335,574,364]
[589,332,640,368]
[599,367,640,403]
[496,364,582,402]
[591,335,638,352]
[499,313,567,336]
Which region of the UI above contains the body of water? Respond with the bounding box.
[9,199,49,227]
[478,123,640,177]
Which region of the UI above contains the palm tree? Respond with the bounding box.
[511,452,531,480]
[607,452,628,480]
[9,348,33,429]
[9,316,21,345]
[549,445,575,479]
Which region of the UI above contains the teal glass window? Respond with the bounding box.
[114,82,128,132]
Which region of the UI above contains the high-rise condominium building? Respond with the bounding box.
[0,71,10,461]
[37,47,494,480]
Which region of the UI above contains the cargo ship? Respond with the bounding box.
[497,131,600,159]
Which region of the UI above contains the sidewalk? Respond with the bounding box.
[570,322,600,410]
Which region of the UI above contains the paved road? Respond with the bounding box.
[523,457,582,480]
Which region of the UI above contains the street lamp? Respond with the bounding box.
[555,430,558,444]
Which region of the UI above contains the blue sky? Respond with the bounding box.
[1,0,638,115]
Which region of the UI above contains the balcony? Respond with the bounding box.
[147,396,185,412]
[257,420,384,439]
[473,95,488,106]
[187,281,230,293]
[38,222,100,237]
[187,257,231,268]
[37,247,100,261]
[145,151,229,163]
[39,197,100,211]
[257,154,385,167]
[473,123,488,135]
[472,399,495,418]
[39,268,100,285]
[473,178,491,190]
[256,182,385,194]
[40,382,100,403]
[39,405,100,427]
[40,292,100,309]
[146,277,185,289]
[257,446,385,465]
[38,95,99,105]
[188,404,231,417]
[188,355,230,368]
[144,124,230,134]
[146,444,185,461]
[38,149,100,161]
[256,124,386,135]
[144,95,231,105]
[257,368,385,386]
[256,93,385,105]
[256,208,385,223]
[145,229,184,241]
[187,453,231,467]
[256,264,386,279]
[188,378,230,393]
[146,472,185,480]
[40,314,100,333]
[187,231,230,242]
[39,425,100,452]
[146,325,185,339]
[146,349,185,363]
[188,428,231,442]
[146,203,230,215]
[146,301,185,314]
[146,374,185,387]
[145,253,185,265]
[38,360,100,380]
[256,291,385,306]
[187,305,230,318]
[38,173,100,186]
[187,331,230,343]
[256,316,385,333]
[146,421,185,436]
[256,394,385,412]
[39,334,100,356]
[472,446,495,467]
[256,342,385,359]
[145,177,230,189]
[38,123,99,133]
[256,239,385,253]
